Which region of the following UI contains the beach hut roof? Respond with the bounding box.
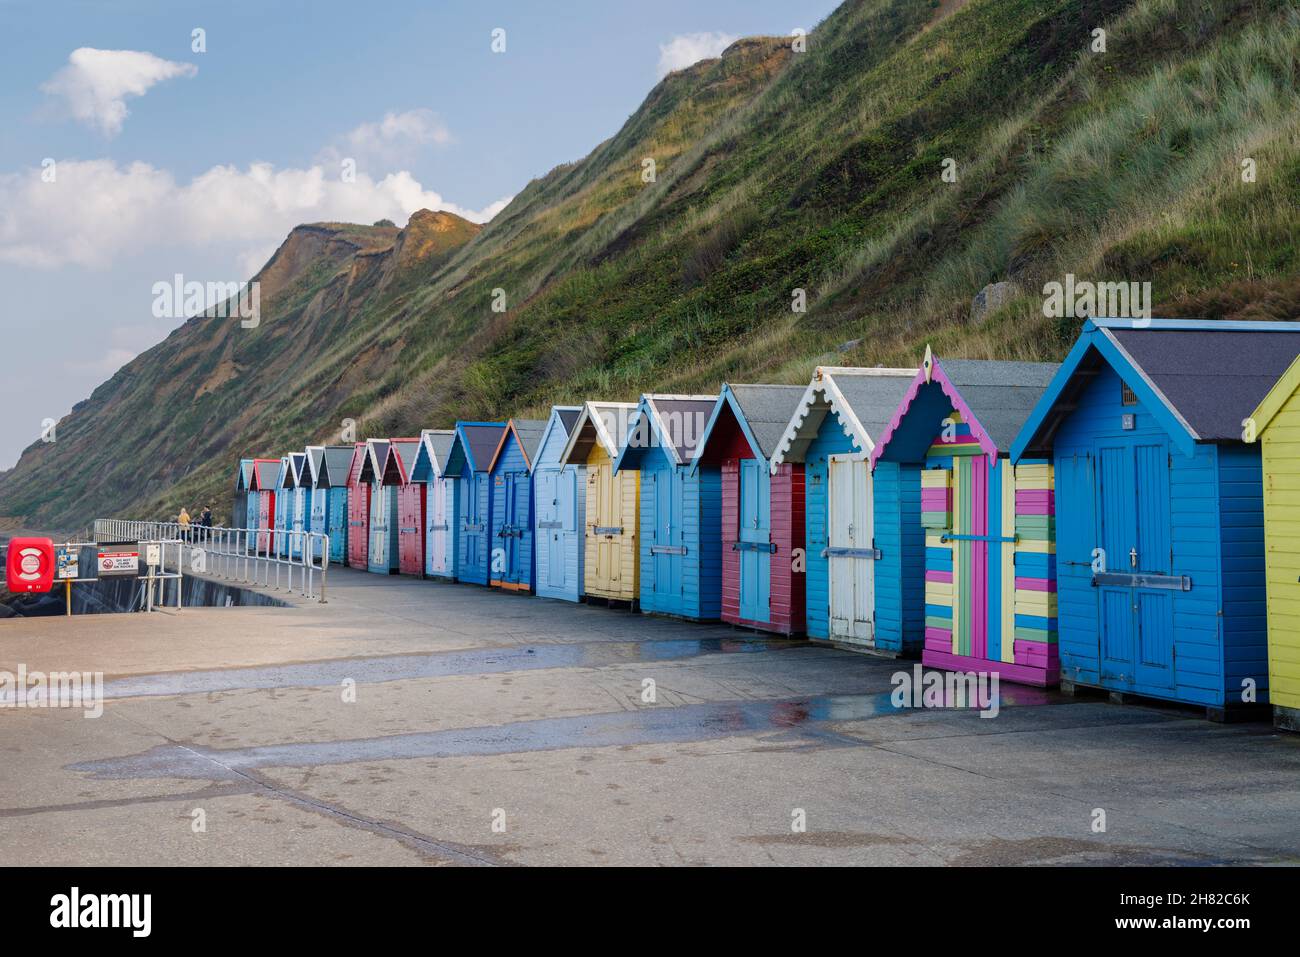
[531,406,583,470]
[320,445,356,487]
[488,418,549,472]
[410,429,456,483]
[770,367,917,468]
[275,455,295,489]
[1248,352,1300,439]
[872,348,1058,467]
[559,401,638,465]
[445,422,507,475]
[383,438,421,485]
[304,446,326,487]
[1013,319,1300,461]
[692,384,807,468]
[250,458,280,491]
[614,394,718,471]
[358,439,390,484]
[235,458,254,491]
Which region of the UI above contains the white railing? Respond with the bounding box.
[93,521,329,602]
[39,538,185,615]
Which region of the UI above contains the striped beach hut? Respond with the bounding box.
[1244,351,1300,731]
[305,447,328,560]
[1014,319,1300,715]
[359,439,398,574]
[531,407,585,602]
[488,419,547,591]
[445,422,507,586]
[345,442,370,569]
[410,429,458,580]
[559,402,639,604]
[692,384,808,635]
[872,349,1059,685]
[250,458,280,553]
[770,367,917,651]
[385,437,424,576]
[613,394,720,620]
[234,459,254,531]
[320,446,355,564]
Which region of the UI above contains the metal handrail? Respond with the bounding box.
[92,520,329,602]
[41,538,185,616]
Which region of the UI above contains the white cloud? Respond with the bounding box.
[41,48,197,136]
[656,32,737,79]
[0,159,512,272]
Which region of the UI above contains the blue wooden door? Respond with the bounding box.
[507,471,529,583]
[649,469,684,602]
[1095,440,1174,689]
[327,488,347,562]
[464,472,482,575]
[738,459,771,623]
[555,469,575,589]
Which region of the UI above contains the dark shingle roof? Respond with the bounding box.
[941,359,1059,451]
[728,384,808,460]
[321,446,355,487]
[462,424,505,472]
[1109,326,1300,440]
[511,419,549,467]
[557,408,581,434]
[650,397,717,462]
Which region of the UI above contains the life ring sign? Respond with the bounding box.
[6,537,55,594]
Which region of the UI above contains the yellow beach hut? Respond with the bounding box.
[1246,352,1300,732]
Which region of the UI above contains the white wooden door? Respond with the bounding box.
[828,455,874,642]
[426,477,449,575]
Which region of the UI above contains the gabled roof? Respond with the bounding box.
[614,394,718,472]
[383,438,421,485]
[235,458,254,491]
[532,406,583,471]
[558,401,638,465]
[410,429,456,482]
[692,384,807,468]
[320,445,356,487]
[1248,352,1300,441]
[1013,319,1300,461]
[250,458,280,491]
[358,439,390,484]
[489,418,549,472]
[304,447,325,487]
[444,422,507,475]
[873,348,1058,467]
[275,455,295,489]
[290,452,309,488]
[770,367,917,469]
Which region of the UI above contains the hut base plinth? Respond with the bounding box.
[583,594,639,612]
[1274,705,1300,733]
[1066,679,1268,723]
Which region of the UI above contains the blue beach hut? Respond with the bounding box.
[319,445,354,564]
[273,455,293,557]
[410,429,458,580]
[1012,318,1300,716]
[770,367,917,651]
[234,459,254,531]
[613,394,721,621]
[445,422,507,586]
[531,407,585,602]
[305,446,328,560]
[488,419,547,591]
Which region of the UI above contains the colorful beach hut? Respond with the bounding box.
[250,458,280,552]
[288,452,309,559]
[1244,351,1300,731]
[445,422,507,586]
[1013,318,1300,715]
[273,455,293,557]
[559,402,640,605]
[345,442,370,569]
[531,407,584,602]
[487,419,547,591]
[304,447,328,560]
[871,349,1059,684]
[384,437,424,576]
[613,394,720,620]
[410,429,458,580]
[692,384,808,635]
[770,367,917,650]
[320,445,355,564]
[359,439,398,574]
[234,459,254,531]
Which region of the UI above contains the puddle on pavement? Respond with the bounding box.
[89,638,803,701]
[69,688,1057,781]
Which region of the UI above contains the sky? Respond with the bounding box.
[0,0,839,472]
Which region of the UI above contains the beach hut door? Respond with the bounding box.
[427,479,448,575]
[369,485,388,568]
[737,459,772,622]
[828,455,873,641]
[536,469,564,589]
[649,470,685,600]
[505,472,529,582]
[1096,441,1175,689]
[593,461,623,587]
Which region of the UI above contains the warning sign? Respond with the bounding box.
[56,548,79,580]
[98,549,139,576]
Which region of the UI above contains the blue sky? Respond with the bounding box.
[0,0,839,472]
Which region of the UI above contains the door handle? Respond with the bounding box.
[1129,547,1138,569]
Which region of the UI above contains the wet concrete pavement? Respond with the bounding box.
[2,567,1299,866]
